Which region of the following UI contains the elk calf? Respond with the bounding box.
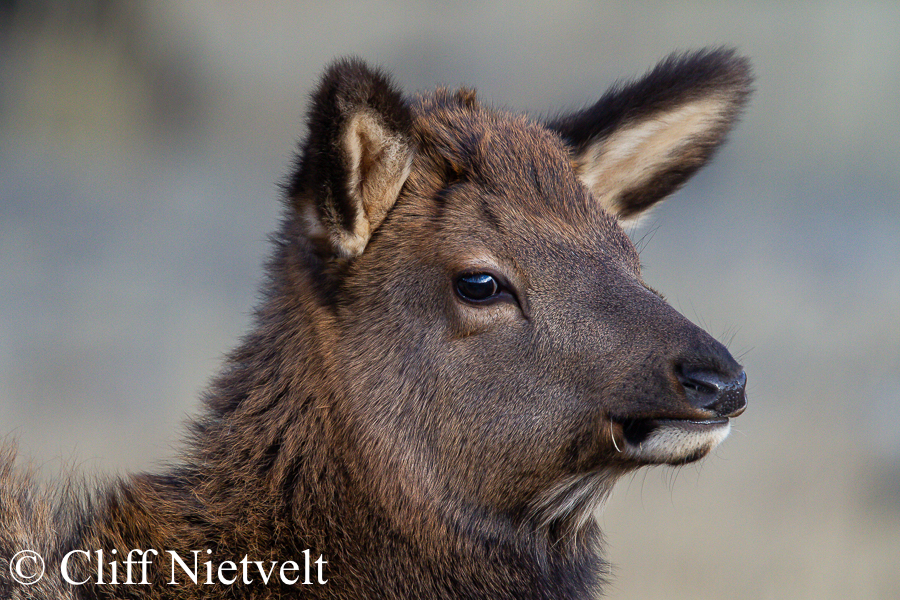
[1,48,751,599]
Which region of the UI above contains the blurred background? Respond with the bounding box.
[1,1,898,598]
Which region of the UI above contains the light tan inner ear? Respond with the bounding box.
[337,111,412,258]
[574,97,726,219]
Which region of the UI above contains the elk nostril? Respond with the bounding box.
[676,365,747,417]
[680,377,718,395]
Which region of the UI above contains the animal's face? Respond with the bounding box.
[287,52,750,534]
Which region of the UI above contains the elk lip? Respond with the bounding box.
[617,416,730,447]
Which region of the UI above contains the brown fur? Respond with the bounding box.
[1,49,752,599]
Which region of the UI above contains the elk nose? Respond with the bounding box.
[676,366,747,417]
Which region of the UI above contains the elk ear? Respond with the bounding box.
[549,48,752,224]
[288,59,414,258]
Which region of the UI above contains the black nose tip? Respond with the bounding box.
[676,366,747,417]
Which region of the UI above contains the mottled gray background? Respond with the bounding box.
[1,2,898,598]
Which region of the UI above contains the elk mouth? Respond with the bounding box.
[611,416,733,465]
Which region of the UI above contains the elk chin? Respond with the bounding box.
[527,469,623,543]
[615,417,733,465]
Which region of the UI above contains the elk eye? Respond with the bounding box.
[456,273,500,302]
